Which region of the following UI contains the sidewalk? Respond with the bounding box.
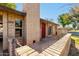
[15,34,70,56]
[30,35,60,53]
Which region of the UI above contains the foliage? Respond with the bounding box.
[58,6,79,29]
[70,7,79,29]
[0,3,16,9]
[71,7,79,22]
[58,13,72,27]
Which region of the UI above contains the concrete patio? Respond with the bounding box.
[15,33,71,56]
[30,35,63,53]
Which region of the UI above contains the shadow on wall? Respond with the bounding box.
[68,39,79,56]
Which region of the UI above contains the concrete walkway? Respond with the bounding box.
[30,35,62,53]
[15,34,71,56]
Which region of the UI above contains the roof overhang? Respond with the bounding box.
[0,5,26,16]
[40,18,59,26]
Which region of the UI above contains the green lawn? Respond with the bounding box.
[71,36,79,44]
[70,30,79,44]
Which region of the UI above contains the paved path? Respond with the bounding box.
[15,34,71,56]
[30,35,60,53]
[15,35,60,56]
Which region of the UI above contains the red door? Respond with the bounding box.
[41,22,46,38]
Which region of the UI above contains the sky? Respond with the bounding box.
[16,3,79,24]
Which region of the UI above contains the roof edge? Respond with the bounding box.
[0,5,26,16]
[40,18,59,25]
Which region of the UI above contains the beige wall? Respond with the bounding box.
[23,3,40,45]
[46,23,57,37]
[1,3,58,50]
[40,20,58,38]
[52,25,57,35]
[57,28,68,35]
[46,23,52,36]
[2,11,8,50]
[7,13,15,38]
[0,11,24,50]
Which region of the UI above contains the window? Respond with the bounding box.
[48,26,52,35]
[15,20,22,27]
[15,20,22,37]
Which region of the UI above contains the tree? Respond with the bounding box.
[58,13,72,27]
[72,21,77,30]
[71,7,79,21]
[0,3,16,9]
[77,23,79,29]
[70,6,79,29]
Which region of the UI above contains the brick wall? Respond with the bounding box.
[23,3,40,45]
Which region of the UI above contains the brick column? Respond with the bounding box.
[23,3,40,45]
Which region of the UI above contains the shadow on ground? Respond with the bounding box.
[3,34,64,56]
[29,35,63,53]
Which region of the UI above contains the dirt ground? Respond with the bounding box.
[68,40,79,56]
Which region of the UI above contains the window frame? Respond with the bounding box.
[15,19,22,37]
[48,26,52,35]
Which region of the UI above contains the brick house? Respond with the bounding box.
[0,3,59,51]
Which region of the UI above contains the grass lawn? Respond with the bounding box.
[71,36,79,44]
[69,30,79,55]
[70,30,79,32]
[70,30,79,44]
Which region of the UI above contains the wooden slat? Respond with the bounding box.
[15,33,71,56]
[21,49,35,56]
[28,52,39,56]
[15,45,33,55]
[38,53,46,56]
[44,49,59,56]
[41,51,53,56]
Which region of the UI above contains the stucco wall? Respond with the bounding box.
[57,28,68,36]
[45,23,57,37]
[0,11,24,50]
[52,25,57,35]
[23,3,40,45]
[2,11,8,50]
[40,19,58,38]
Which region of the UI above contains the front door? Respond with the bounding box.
[41,22,46,38]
